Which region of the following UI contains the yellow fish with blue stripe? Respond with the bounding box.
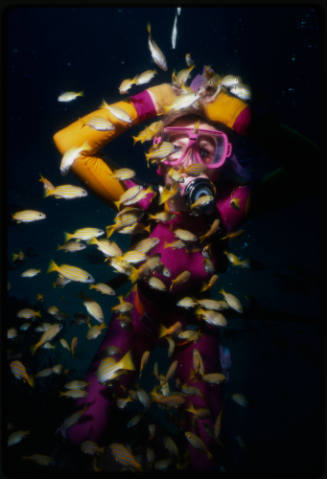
[44,183,88,200]
[96,351,135,384]
[10,360,34,387]
[31,323,62,354]
[145,141,179,164]
[12,209,46,223]
[64,227,104,242]
[109,442,143,471]
[83,298,104,323]
[47,260,94,283]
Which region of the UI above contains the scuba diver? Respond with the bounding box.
[52,67,319,471]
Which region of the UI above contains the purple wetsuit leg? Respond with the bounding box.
[65,291,158,445]
[173,332,223,470]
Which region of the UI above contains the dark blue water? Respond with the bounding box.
[5,6,323,475]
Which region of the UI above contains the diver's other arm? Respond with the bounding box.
[52,84,177,206]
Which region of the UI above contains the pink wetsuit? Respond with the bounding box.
[64,176,250,471]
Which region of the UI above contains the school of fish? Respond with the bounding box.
[7,7,252,472]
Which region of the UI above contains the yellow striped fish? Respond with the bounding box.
[219,289,243,313]
[111,295,133,313]
[134,69,157,86]
[119,77,137,94]
[21,268,41,278]
[109,442,143,471]
[31,324,62,354]
[12,209,46,223]
[112,168,136,180]
[133,237,160,254]
[174,228,197,242]
[89,283,116,295]
[164,91,200,114]
[112,185,142,211]
[106,215,139,238]
[147,23,167,72]
[44,184,88,200]
[57,90,84,102]
[47,260,94,283]
[96,351,135,383]
[57,240,87,252]
[64,227,104,242]
[84,116,115,131]
[101,101,132,124]
[139,350,150,378]
[172,64,195,87]
[88,237,122,257]
[132,120,163,144]
[185,431,213,459]
[120,250,148,265]
[17,308,41,319]
[86,323,107,340]
[180,163,207,176]
[145,141,178,164]
[10,360,34,387]
[83,299,104,323]
[60,141,91,175]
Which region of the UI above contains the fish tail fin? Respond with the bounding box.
[100,99,108,109]
[36,311,41,318]
[88,237,97,245]
[78,91,84,97]
[31,342,40,355]
[47,260,58,274]
[113,200,121,211]
[158,324,167,338]
[64,232,72,242]
[129,266,139,284]
[132,136,139,145]
[147,22,151,35]
[106,225,114,238]
[120,350,135,372]
[27,375,34,387]
[12,253,18,261]
[44,188,54,198]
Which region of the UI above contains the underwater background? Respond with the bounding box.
[5,5,323,475]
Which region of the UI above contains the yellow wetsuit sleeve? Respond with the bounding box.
[202,90,249,130]
[53,99,140,206]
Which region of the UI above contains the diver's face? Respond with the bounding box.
[162,119,222,186]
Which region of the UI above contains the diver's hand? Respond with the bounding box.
[146,83,178,116]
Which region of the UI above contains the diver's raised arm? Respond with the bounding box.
[52,84,177,207]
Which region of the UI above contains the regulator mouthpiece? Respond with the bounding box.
[183,177,216,214]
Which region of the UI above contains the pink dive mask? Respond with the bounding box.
[154,125,232,170]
